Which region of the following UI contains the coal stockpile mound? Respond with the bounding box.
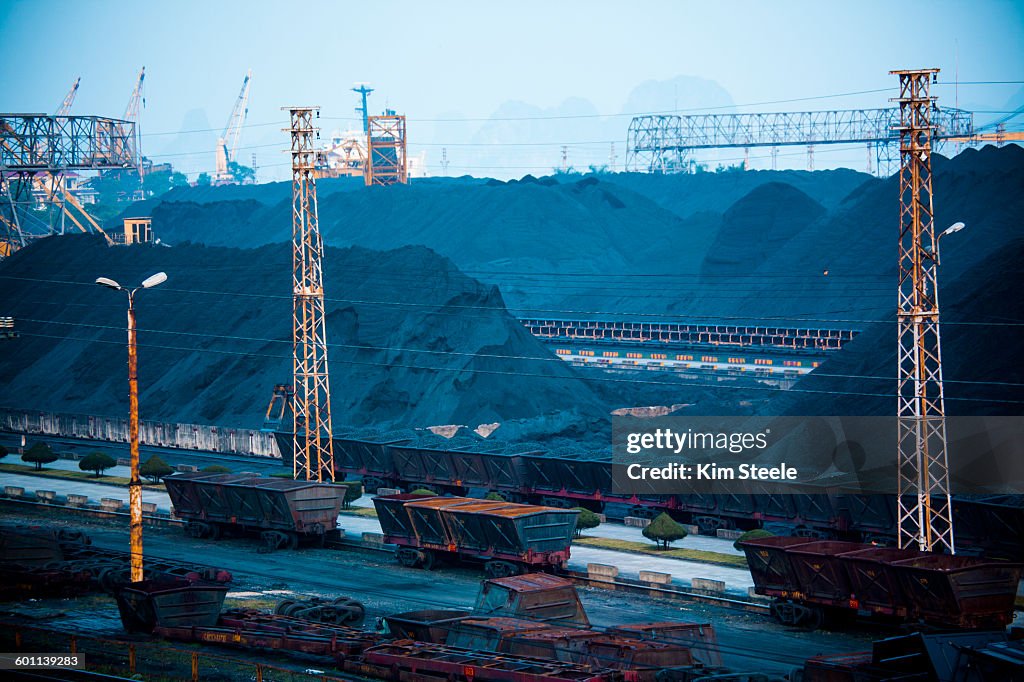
[700,182,826,278]
[0,235,608,432]
[759,237,1024,416]
[603,167,870,219]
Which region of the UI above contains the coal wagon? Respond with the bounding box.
[740,536,1023,629]
[164,473,344,550]
[373,493,577,577]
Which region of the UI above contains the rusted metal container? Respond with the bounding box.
[444,501,577,563]
[373,494,577,576]
[890,554,1024,628]
[115,577,228,633]
[607,622,722,668]
[405,496,487,545]
[838,546,921,616]
[374,493,433,543]
[164,473,343,547]
[738,536,813,596]
[384,609,472,643]
[786,540,871,604]
[503,627,598,663]
[446,617,554,652]
[475,574,589,626]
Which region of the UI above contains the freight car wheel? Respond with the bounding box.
[275,600,296,616]
[333,596,365,625]
[420,550,435,571]
[288,532,300,550]
[484,560,523,578]
[770,599,824,630]
[396,548,420,568]
[260,530,291,552]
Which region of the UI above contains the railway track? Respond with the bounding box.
[0,496,769,615]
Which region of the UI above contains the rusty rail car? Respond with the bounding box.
[739,536,1024,629]
[373,494,578,577]
[163,473,344,550]
[278,431,1024,560]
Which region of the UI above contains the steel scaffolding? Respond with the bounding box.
[365,114,407,186]
[892,69,954,554]
[625,106,973,175]
[286,106,335,482]
[1,114,137,256]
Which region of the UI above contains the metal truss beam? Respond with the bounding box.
[1,114,136,171]
[893,69,954,554]
[366,114,407,186]
[625,106,973,174]
[286,106,335,482]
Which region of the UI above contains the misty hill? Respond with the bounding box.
[0,236,609,433]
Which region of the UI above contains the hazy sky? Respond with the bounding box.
[2,0,1022,179]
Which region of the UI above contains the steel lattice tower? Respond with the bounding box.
[892,69,953,553]
[286,107,334,482]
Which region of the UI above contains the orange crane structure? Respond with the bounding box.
[892,69,956,554]
[285,106,335,482]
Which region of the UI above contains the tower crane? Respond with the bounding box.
[215,70,253,183]
[55,77,80,116]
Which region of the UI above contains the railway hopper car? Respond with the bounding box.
[164,473,344,549]
[312,433,1024,559]
[740,536,1024,629]
[373,493,578,577]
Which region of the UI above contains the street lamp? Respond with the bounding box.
[96,271,167,583]
[935,222,966,266]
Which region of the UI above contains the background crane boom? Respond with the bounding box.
[215,70,252,182]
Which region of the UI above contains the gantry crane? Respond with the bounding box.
[1,114,133,256]
[55,78,80,116]
[215,70,252,183]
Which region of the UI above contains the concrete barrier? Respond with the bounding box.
[639,571,672,585]
[682,524,699,535]
[117,458,130,467]
[716,528,743,541]
[376,487,402,497]
[691,577,726,595]
[624,516,652,528]
[100,498,124,511]
[36,490,56,502]
[362,532,386,546]
[587,563,619,582]
[747,587,771,603]
[597,513,607,523]
[175,464,199,473]
[141,502,158,514]
[67,494,89,507]
[4,486,24,498]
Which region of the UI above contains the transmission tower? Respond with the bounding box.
[892,69,954,554]
[286,107,334,482]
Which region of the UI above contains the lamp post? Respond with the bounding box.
[96,271,167,582]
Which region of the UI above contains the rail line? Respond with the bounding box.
[0,496,769,615]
